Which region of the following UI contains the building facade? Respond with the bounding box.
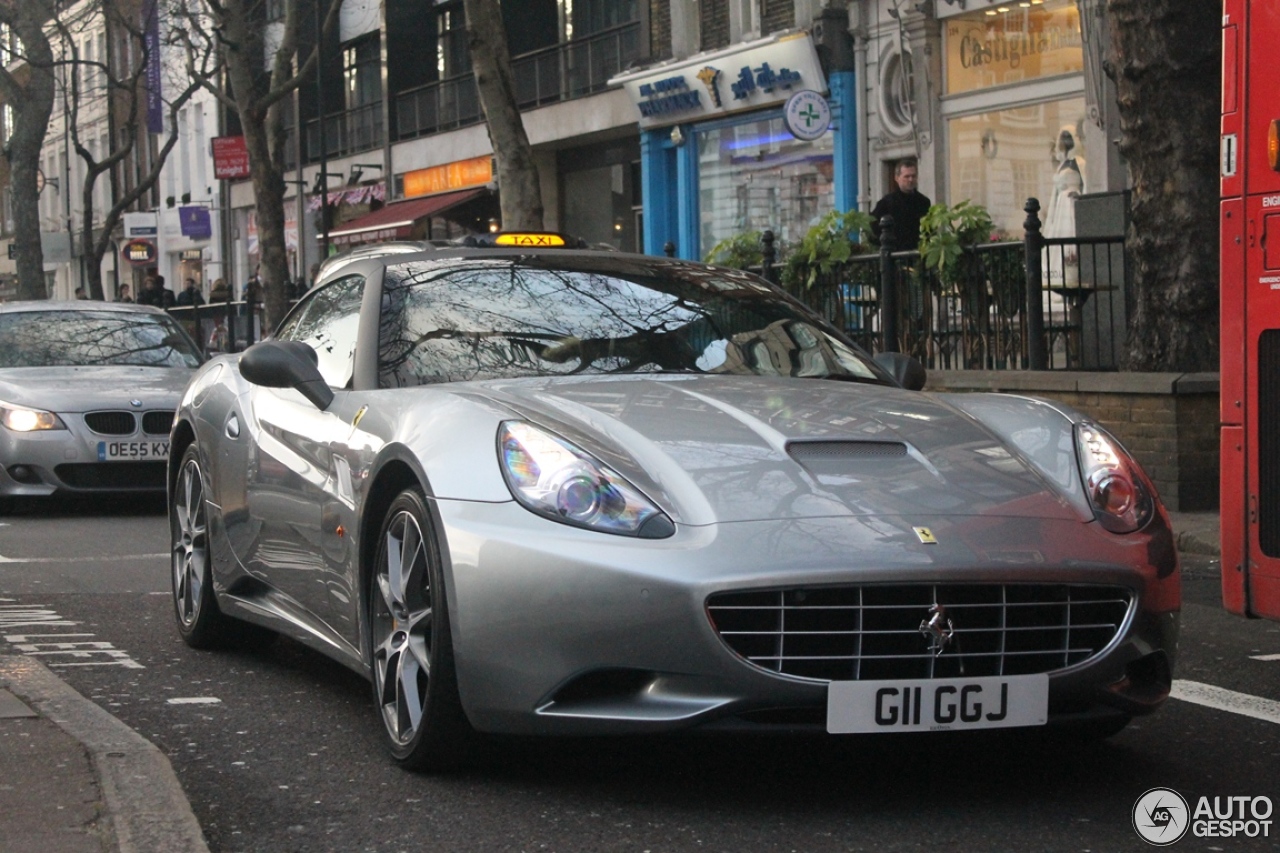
[0,1,1119,303]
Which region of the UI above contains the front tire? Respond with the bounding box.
[369,488,475,771]
[171,445,233,648]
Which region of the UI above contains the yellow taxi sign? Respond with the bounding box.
[493,232,567,247]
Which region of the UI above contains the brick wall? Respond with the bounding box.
[701,0,730,51]
[761,0,794,35]
[924,371,1220,512]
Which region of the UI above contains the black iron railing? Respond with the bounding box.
[753,202,1130,371]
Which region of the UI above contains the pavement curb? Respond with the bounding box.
[0,656,209,853]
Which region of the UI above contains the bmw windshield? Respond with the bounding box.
[377,255,891,387]
[0,310,204,369]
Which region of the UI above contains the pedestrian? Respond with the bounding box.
[870,158,932,252]
[209,278,230,303]
[136,276,162,306]
[116,283,134,303]
[74,286,88,300]
[207,316,229,353]
[176,278,205,306]
[155,274,176,308]
[243,268,262,304]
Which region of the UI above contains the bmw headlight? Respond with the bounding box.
[498,421,675,538]
[0,401,67,432]
[1074,421,1153,533]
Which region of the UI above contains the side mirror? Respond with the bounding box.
[874,352,927,391]
[238,341,335,410]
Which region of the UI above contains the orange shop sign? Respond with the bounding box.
[403,156,492,198]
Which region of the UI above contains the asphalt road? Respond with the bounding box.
[1,497,1279,853]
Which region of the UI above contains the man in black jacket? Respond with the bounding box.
[871,159,931,252]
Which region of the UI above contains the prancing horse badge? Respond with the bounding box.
[913,527,937,545]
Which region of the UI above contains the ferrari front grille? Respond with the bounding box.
[706,583,1132,682]
[84,411,137,435]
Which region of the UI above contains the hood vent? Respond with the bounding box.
[787,440,908,464]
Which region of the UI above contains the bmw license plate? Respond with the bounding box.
[97,440,170,461]
[827,674,1048,733]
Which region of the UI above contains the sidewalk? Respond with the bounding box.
[0,513,1221,853]
[1166,510,1221,559]
[0,656,208,853]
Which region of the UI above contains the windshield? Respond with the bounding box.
[377,256,890,387]
[0,309,204,368]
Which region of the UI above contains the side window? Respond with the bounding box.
[274,274,365,388]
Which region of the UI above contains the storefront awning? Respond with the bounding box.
[328,189,484,247]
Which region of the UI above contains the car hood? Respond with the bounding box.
[467,374,1082,526]
[0,366,195,412]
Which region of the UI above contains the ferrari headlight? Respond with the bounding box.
[0,401,67,432]
[1074,421,1153,533]
[498,421,675,538]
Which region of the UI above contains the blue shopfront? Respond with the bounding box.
[612,32,858,261]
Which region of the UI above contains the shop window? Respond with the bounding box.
[696,113,834,259]
[946,97,1087,237]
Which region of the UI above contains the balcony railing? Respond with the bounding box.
[304,102,384,162]
[396,21,641,141]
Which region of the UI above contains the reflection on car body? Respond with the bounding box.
[168,234,1179,771]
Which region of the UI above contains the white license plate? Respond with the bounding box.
[827,674,1048,733]
[97,440,170,461]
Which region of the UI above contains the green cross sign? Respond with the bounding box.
[798,103,821,128]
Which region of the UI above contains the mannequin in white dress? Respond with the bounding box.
[1044,127,1084,287]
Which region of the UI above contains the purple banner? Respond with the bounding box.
[179,206,212,239]
[145,0,163,134]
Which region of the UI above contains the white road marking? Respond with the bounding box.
[1172,679,1280,725]
[0,605,145,669]
[0,553,168,564]
[168,697,222,705]
[1249,653,1280,661]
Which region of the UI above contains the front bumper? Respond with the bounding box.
[435,500,1179,736]
[0,417,171,498]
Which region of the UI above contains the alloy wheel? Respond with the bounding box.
[372,508,434,746]
[172,454,208,629]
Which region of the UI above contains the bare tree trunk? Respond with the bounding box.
[204,0,340,332]
[463,0,543,231]
[1106,0,1219,371]
[0,1,56,299]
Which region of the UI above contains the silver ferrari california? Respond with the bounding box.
[0,300,204,509]
[168,236,1179,771]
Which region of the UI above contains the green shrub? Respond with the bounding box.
[917,200,995,284]
[782,209,876,289]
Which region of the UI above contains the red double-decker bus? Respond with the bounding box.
[1221,0,1280,619]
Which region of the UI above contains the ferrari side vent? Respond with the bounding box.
[787,441,908,463]
[84,411,137,435]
